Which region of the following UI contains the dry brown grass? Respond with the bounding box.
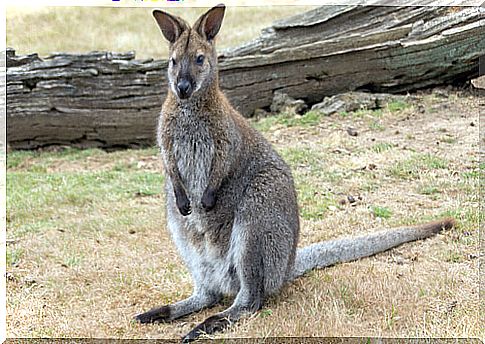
[6,5,316,59]
[6,90,481,339]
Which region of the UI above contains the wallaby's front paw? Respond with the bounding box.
[201,187,217,211]
[177,197,192,216]
[175,188,191,216]
[134,305,171,323]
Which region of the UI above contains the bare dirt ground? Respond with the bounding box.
[6,89,482,339]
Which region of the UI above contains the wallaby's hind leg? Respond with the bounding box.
[183,170,298,341]
[182,247,264,342]
[134,289,221,324]
[183,294,262,342]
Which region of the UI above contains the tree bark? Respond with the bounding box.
[6,5,484,149]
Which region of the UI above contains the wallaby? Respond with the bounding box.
[134,4,455,341]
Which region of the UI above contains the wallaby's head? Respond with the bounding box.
[153,4,225,100]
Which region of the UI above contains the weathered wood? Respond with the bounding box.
[218,6,483,113]
[6,5,484,150]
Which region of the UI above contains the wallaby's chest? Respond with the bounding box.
[169,111,214,200]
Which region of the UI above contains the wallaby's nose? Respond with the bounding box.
[177,80,192,98]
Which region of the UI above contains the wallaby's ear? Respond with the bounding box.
[153,10,188,44]
[193,4,226,42]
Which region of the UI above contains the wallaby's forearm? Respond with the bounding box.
[162,135,191,216]
[202,134,231,211]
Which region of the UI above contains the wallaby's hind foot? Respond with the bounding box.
[182,314,230,342]
[182,301,262,342]
[134,305,171,324]
[135,292,222,324]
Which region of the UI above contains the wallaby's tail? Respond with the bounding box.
[290,218,455,281]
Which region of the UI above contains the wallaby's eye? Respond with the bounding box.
[196,55,205,65]
[170,57,177,66]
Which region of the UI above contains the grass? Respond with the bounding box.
[6,248,23,267]
[369,120,385,131]
[8,171,164,231]
[370,142,394,153]
[254,103,406,133]
[371,206,392,219]
[6,147,165,244]
[253,100,412,135]
[277,146,344,220]
[386,100,410,112]
[418,185,441,195]
[6,6,316,59]
[253,110,323,132]
[389,153,449,180]
[439,136,457,144]
[259,309,273,318]
[385,304,399,330]
[6,91,482,338]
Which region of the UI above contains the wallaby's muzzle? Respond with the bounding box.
[176,79,193,99]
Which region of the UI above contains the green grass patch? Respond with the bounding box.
[253,111,322,132]
[357,108,384,118]
[439,207,481,228]
[296,179,336,220]
[339,108,383,119]
[371,205,392,219]
[466,163,485,179]
[386,100,410,112]
[7,148,107,169]
[280,146,322,169]
[7,148,165,239]
[369,120,385,131]
[371,142,394,153]
[418,185,441,195]
[389,153,449,180]
[463,170,479,179]
[385,304,399,330]
[251,116,279,132]
[262,104,387,131]
[6,247,23,267]
[7,148,107,171]
[338,111,351,117]
[444,251,464,263]
[6,150,37,169]
[439,136,457,144]
[8,219,62,238]
[64,255,83,268]
[7,147,159,172]
[291,111,322,127]
[277,146,340,220]
[8,171,163,209]
[259,309,273,318]
[279,146,344,183]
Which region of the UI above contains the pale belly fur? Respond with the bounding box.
[163,127,240,296]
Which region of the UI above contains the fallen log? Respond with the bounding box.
[6,5,484,149]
